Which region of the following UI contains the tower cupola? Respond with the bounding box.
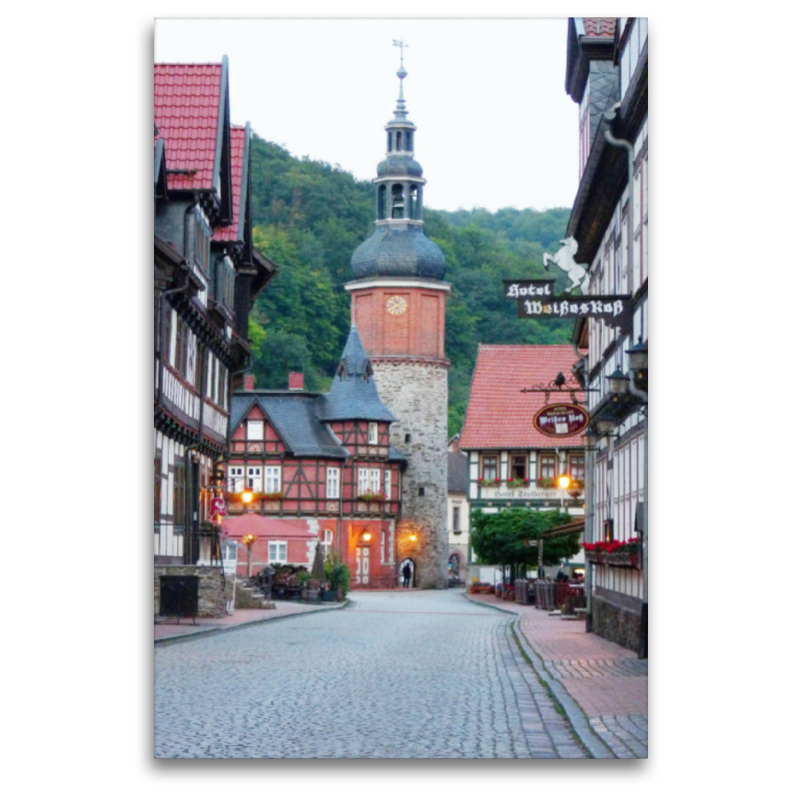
[351,45,446,281]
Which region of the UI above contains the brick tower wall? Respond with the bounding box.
[370,358,449,589]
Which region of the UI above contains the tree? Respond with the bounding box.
[470,507,579,578]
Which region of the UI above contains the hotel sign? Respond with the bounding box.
[533,403,589,438]
[503,281,632,328]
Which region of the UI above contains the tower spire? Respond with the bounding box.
[392,39,409,121]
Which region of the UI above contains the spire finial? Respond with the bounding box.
[392,39,409,117]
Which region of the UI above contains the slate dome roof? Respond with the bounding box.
[351,227,446,280]
[377,155,423,178]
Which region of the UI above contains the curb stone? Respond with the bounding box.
[463,594,615,759]
[154,601,349,647]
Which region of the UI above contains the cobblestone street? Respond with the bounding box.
[155,590,588,759]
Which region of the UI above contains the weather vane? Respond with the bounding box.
[392,39,409,66]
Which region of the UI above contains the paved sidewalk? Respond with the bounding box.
[465,592,648,758]
[155,600,346,644]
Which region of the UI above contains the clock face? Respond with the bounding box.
[386,295,408,316]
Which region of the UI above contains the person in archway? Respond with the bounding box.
[402,562,412,588]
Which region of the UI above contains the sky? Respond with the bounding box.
[154,17,578,213]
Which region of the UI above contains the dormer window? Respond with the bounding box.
[368,422,378,444]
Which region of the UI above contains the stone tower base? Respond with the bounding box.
[372,357,449,589]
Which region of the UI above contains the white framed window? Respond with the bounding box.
[247,420,264,440]
[264,467,281,493]
[268,541,287,563]
[369,469,381,493]
[326,467,340,498]
[246,466,262,492]
[227,466,244,492]
[222,542,238,562]
[368,422,378,444]
[384,470,391,500]
[358,468,369,495]
[320,529,334,559]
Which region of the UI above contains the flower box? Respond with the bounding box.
[536,478,557,489]
[357,492,386,503]
[478,478,501,487]
[505,478,530,488]
[584,550,640,569]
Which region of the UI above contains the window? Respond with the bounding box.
[215,256,235,310]
[174,458,186,529]
[154,452,162,523]
[320,529,334,558]
[326,467,340,498]
[391,184,404,218]
[264,467,281,493]
[369,469,381,493]
[223,542,238,562]
[539,454,556,480]
[246,420,264,440]
[378,185,387,219]
[569,455,585,481]
[268,541,287,563]
[418,487,425,497]
[453,505,461,532]
[227,466,244,492]
[481,455,497,481]
[510,455,527,480]
[246,466,262,492]
[368,422,378,444]
[384,470,391,500]
[194,209,210,274]
[358,468,369,495]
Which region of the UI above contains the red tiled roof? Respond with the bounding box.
[221,514,316,540]
[213,125,246,242]
[459,345,586,450]
[154,64,223,192]
[580,18,616,38]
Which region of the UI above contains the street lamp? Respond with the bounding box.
[241,487,254,504]
[606,367,629,396]
[625,338,648,391]
[595,413,616,436]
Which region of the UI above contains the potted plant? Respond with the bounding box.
[506,477,530,488]
[478,476,501,487]
[537,477,557,489]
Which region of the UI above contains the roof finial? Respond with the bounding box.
[392,39,409,118]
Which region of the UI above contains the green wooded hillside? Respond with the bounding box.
[247,135,574,435]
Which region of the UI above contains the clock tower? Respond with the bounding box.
[345,50,450,589]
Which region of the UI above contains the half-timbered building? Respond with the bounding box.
[459,345,586,573]
[222,325,407,589]
[565,18,648,655]
[153,59,276,585]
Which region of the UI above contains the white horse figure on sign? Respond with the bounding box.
[543,237,590,294]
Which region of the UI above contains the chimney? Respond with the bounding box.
[288,372,304,390]
[243,374,256,391]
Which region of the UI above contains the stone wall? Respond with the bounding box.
[154,565,227,618]
[372,359,449,589]
[591,587,642,653]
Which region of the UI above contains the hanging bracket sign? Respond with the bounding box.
[503,280,632,330]
[533,403,589,438]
